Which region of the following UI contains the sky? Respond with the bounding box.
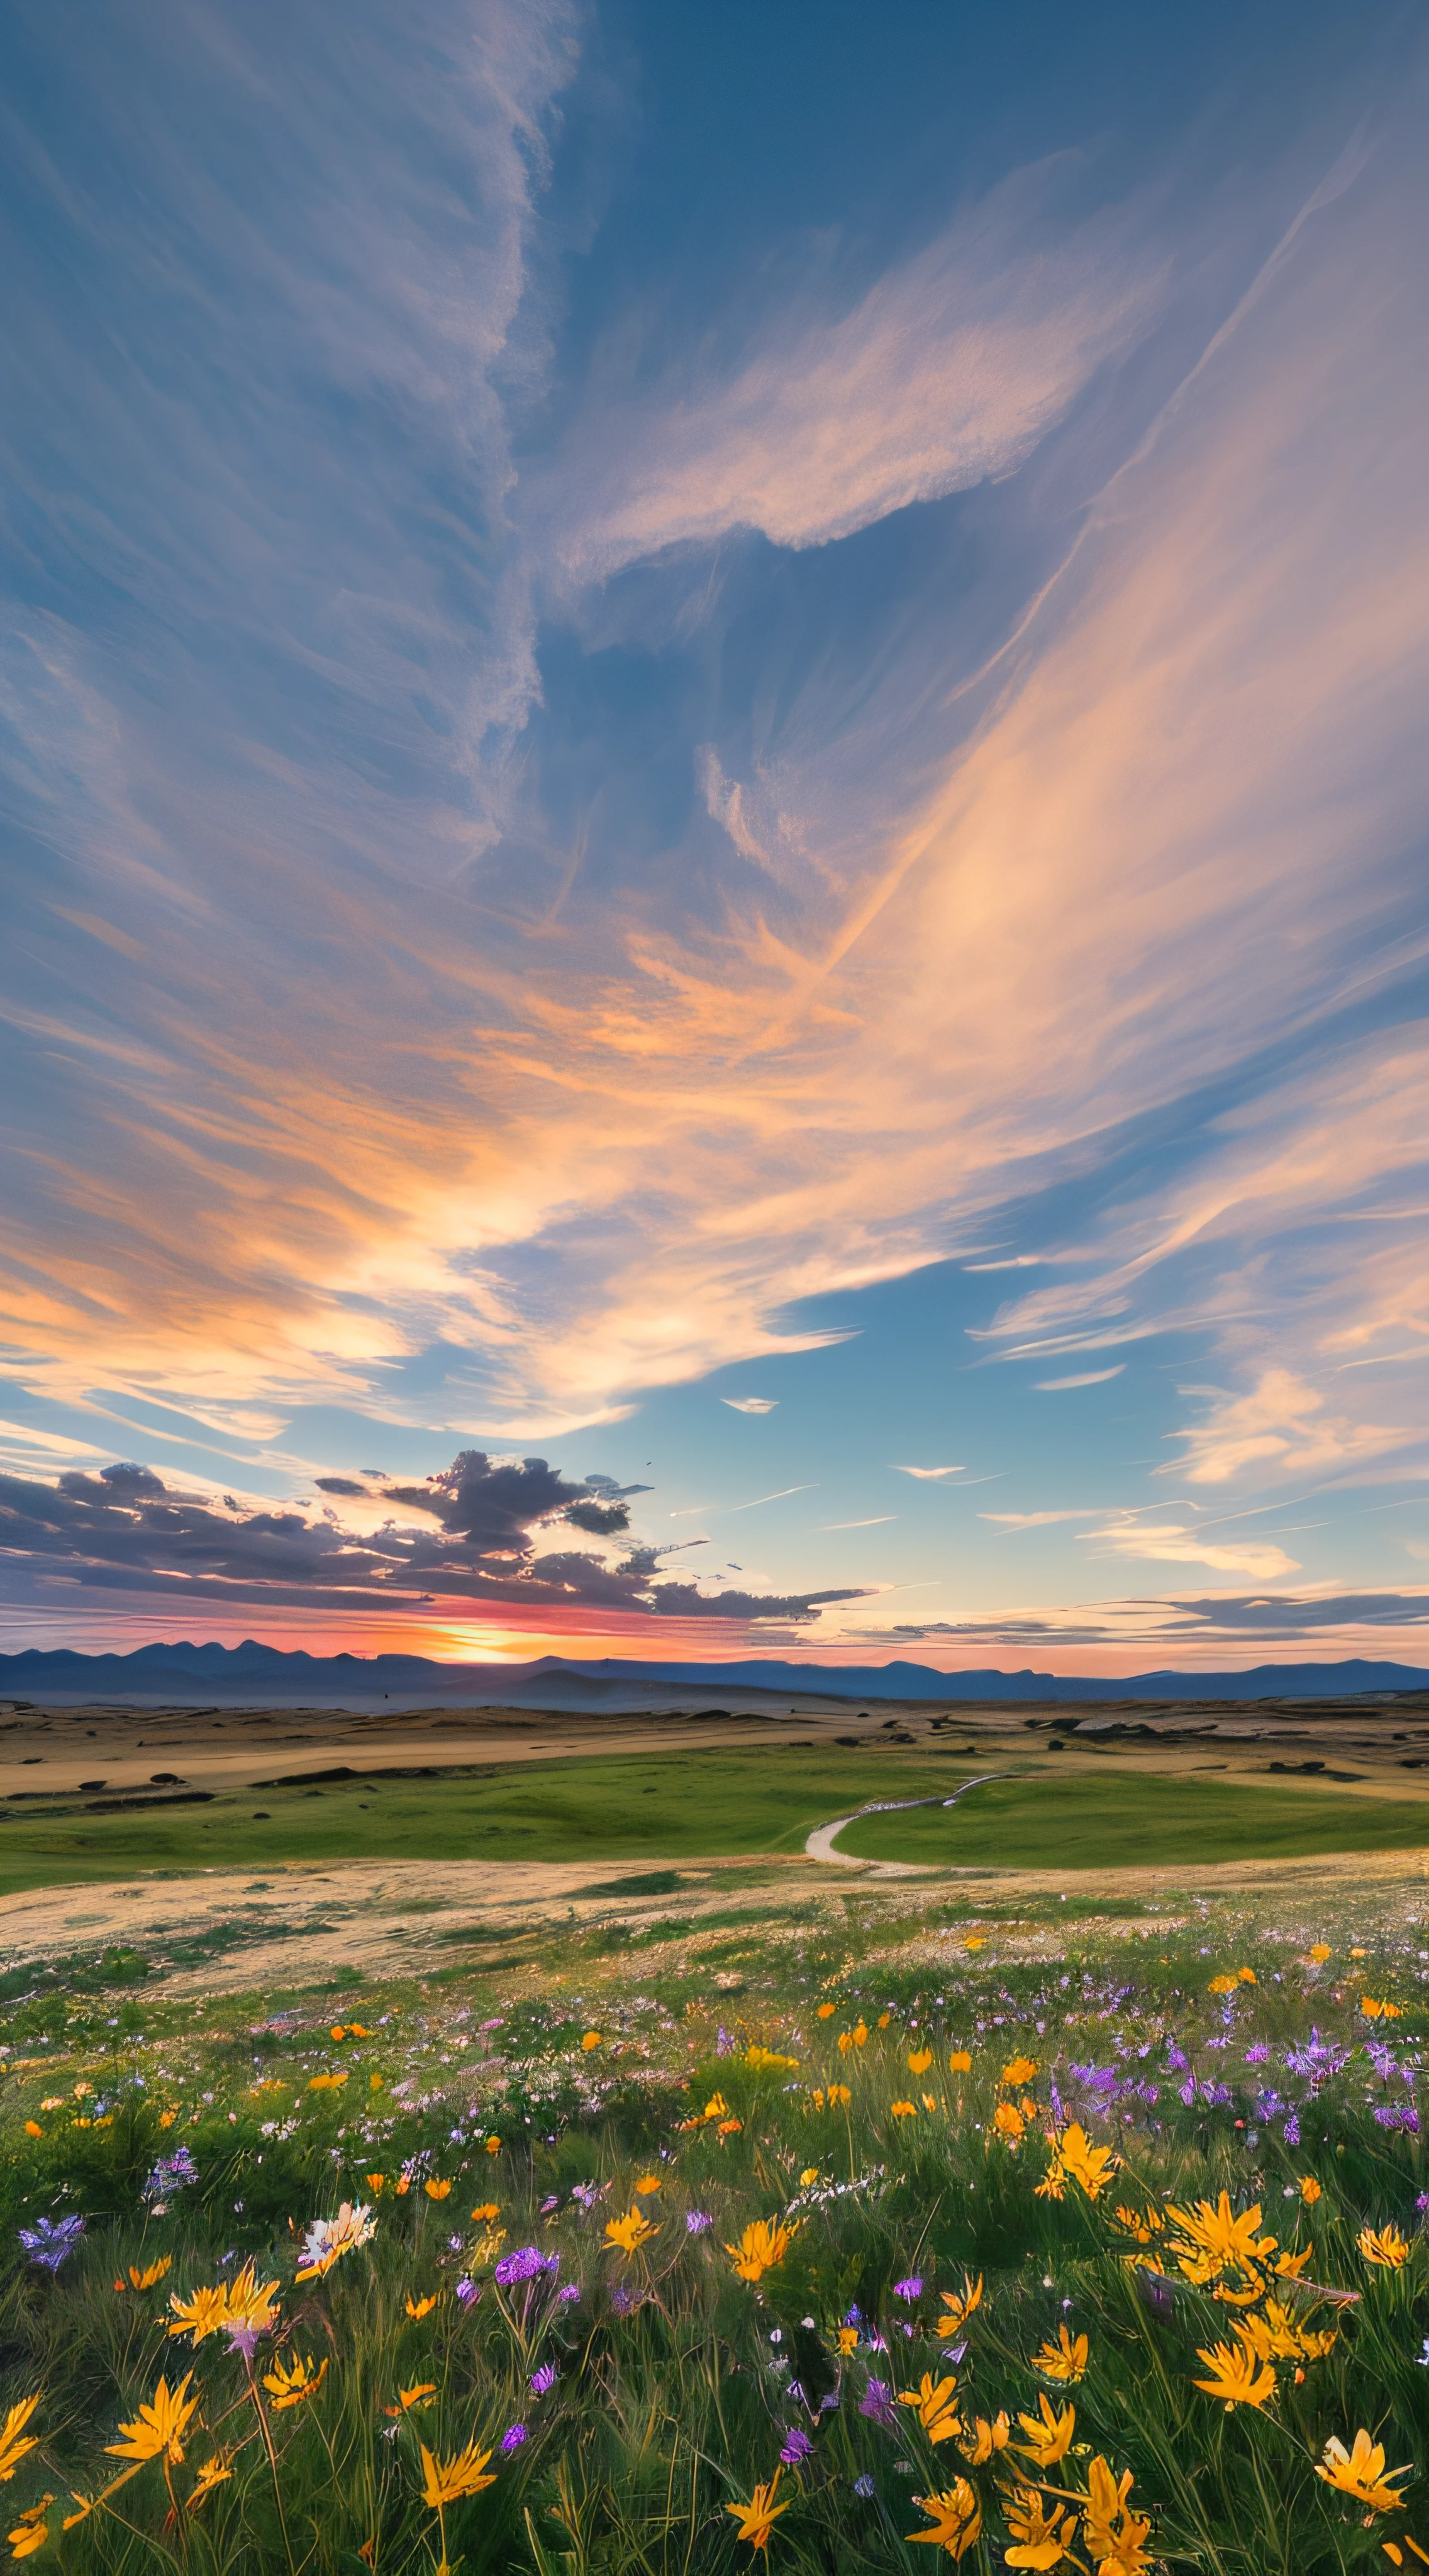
[4,0,1429,1672]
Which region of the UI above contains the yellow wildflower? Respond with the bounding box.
[425,2178,452,2202]
[604,2204,657,2257]
[834,2326,859,2355]
[726,2218,796,2284]
[471,2202,499,2223]
[906,2480,981,2558]
[744,2047,799,2074]
[993,2102,1025,2143]
[799,2167,820,2187]
[484,2136,501,2155]
[877,2012,892,2029]
[1001,2055,1038,2087]
[725,2468,789,2553]
[22,2125,40,2141]
[826,2083,851,2107]
[106,2372,199,2465]
[1166,2191,1277,2284]
[405,2294,439,2320]
[1057,2124,1118,2201]
[816,2001,836,2020]
[420,2439,497,2507]
[898,2374,963,2443]
[908,2049,934,2077]
[1004,2483,1078,2570]
[167,2283,230,2344]
[307,2070,348,2091]
[187,2454,233,2508]
[398,2384,437,2412]
[1316,2430,1413,2514]
[948,2050,972,2073]
[937,2274,984,2338]
[852,2021,868,2048]
[1113,2204,1164,2245]
[7,2496,52,2560]
[125,2257,173,2293]
[1309,1943,1331,1962]
[0,2401,41,2484]
[958,2413,1009,2465]
[1034,2324,1088,2383]
[581,2031,602,2051]
[1192,2338,1277,2411]
[1360,2224,1410,2270]
[367,2174,386,2194]
[1079,2457,1153,2575]
[891,2099,918,2118]
[1300,2175,1323,2205]
[263,2353,328,2411]
[225,2260,280,2334]
[1014,2396,1076,2468]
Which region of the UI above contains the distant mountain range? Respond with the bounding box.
[0,1640,1425,1706]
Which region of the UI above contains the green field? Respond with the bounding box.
[837,1767,1429,1867]
[0,1746,1426,1894]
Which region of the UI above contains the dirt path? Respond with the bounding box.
[804,1774,1009,1868]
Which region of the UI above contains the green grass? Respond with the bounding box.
[4,1874,1429,2571]
[0,1750,949,1893]
[837,1769,1429,1867]
[0,1748,1424,1896]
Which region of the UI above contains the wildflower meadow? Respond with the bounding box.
[2,1882,1429,2572]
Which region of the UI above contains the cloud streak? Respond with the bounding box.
[545,160,1164,577]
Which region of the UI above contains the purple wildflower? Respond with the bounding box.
[1178,2078,1196,2107]
[558,2283,582,2304]
[859,2380,896,2429]
[18,2214,85,2272]
[495,2246,559,2287]
[530,2363,558,2396]
[455,2278,480,2308]
[145,2148,197,2200]
[225,2318,269,2363]
[780,2428,813,2465]
[1282,2112,1301,2146]
[1244,2044,1269,2065]
[610,2285,635,2316]
[854,2474,876,2499]
[501,2424,528,2453]
[686,2211,713,2235]
[892,2276,923,2302]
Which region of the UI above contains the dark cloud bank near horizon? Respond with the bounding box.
[0,1452,865,1626]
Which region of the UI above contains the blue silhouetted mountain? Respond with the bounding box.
[1,1641,1426,1706]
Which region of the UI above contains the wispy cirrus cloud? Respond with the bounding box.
[543,158,1164,580]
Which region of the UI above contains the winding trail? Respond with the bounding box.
[804,1774,1009,1870]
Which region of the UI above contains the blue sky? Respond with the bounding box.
[3,0,1429,1667]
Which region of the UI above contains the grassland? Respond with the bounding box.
[2,1849,1429,2573]
[1,1745,1425,1896]
[836,1770,1429,1868]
